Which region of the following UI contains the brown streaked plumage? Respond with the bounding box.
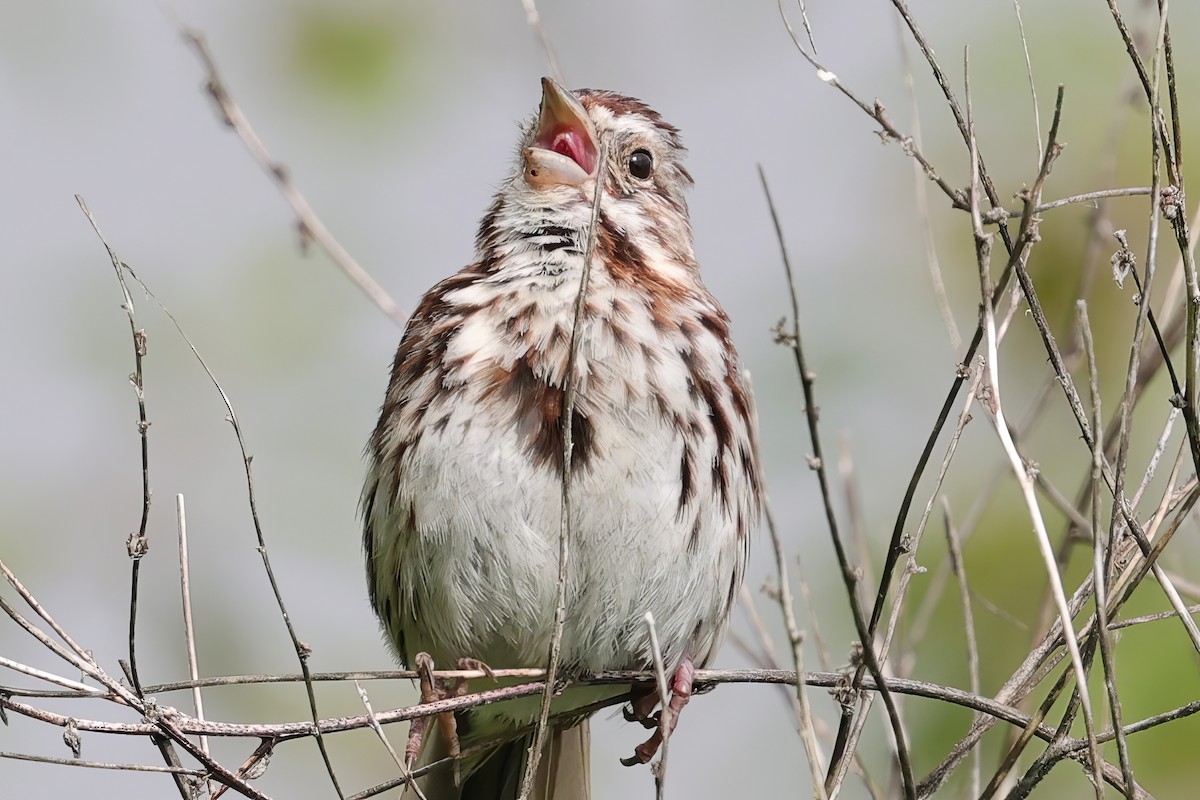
[362,79,761,800]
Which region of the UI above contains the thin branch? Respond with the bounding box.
[77,198,153,697]
[757,168,831,799]
[518,0,565,86]
[0,751,206,777]
[779,0,965,212]
[520,139,609,800]
[791,0,818,53]
[895,19,960,353]
[0,657,94,694]
[0,575,105,683]
[970,76,1100,792]
[758,165,915,800]
[861,358,984,791]
[176,494,211,796]
[888,357,984,664]
[1106,0,1153,100]
[77,195,194,799]
[775,15,1036,739]
[1155,15,1200,490]
[0,670,1080,739]
[1010,0,1042,163]
[180,28,404,325]
[1110,602,1200,630]
[903,373,1055,668]
[0,563,271,799]
[175,494,210,800]
[925,42,1200,776]
[941,500,981,798]
[355,681,427,800]
[779,18,1030,785]
[1103,1,1200,654]
[1019,186,1152,216]
[4,664,1188,799]
[1106,0,1200,491]
[98,240,345,798]
[1078,301,1136,798]
[921,479,1200,796]
[644,613,670,800]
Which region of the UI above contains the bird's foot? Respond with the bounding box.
[621,658,695,766]
[622,691,661,729]
[405,654,498,776]
[453,657,497,683]
[405,652,447,769]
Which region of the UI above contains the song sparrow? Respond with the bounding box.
[362,78,761,799]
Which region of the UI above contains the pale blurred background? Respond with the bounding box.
[3,1,1199,798]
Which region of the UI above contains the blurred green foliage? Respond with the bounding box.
[287,3,426,111]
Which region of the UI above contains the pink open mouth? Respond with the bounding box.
[535,124,596,176]
[523,79,600,188]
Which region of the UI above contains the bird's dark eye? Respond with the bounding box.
[628,149,653,180]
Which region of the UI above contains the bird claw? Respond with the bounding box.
[622,658,695,766]
[405,652,440,768]
[406,652,494,780]
[622,702,660,729]
[455,657,497,682]
[404,714,429,769]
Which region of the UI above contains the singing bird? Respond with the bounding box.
[361,78,761,799]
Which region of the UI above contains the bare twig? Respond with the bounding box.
[176,494,211,796]
[940,500,980,798]
[1010,0,1042,163]
[519,138,609,800]
[758,165,915,800]
[895,18,960,353]
[644,613,670,800]
[78,198,153,697]
[1020,186,1152,216]
[764,501,830,800]
[90,230,345,798]
[356,681,428,800]
[1107,0,1200,487]
[0,751,206,777]
[969,75,1100,793]
[0,657,94,694]
[758,168,831,799]
[791,0,818,53]
[851,357,985,795]
[776,18,1042,789]
[1078,302,1137,798]
[77,195,194,799]
[0,562,271,799]
[180,28,404,325]
[519,0,565,85]
[4,663,1187,799]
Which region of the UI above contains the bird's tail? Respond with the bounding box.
[401,720,591,800]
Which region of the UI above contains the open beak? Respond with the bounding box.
[523,78,599,189]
